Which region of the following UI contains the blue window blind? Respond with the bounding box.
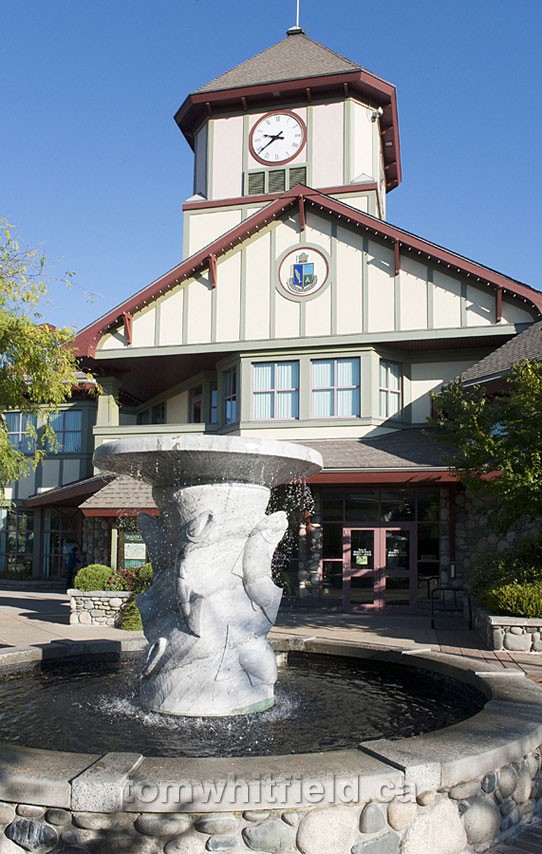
[253,361,299,419]
[311,358,360,417]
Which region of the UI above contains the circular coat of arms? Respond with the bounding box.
[277,246,329,301]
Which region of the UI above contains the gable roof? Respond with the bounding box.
[460,319,542,385]
[74,185,542,359]
[174,30,401,191]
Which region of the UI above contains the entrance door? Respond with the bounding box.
[343,526,415,610]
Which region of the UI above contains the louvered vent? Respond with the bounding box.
[268,170,286,193]
[289,167,307,188]
[248,172,265,195]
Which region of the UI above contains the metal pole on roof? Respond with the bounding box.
[296,0,300,28]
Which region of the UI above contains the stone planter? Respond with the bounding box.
[68,589,133,627]
[470,598,542,652]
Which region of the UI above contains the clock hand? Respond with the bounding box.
[257,132,285,154]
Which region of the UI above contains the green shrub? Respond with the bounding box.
[107,563,153,594]
[73,564,114,591]
[469,534,542,601]
[120,597,143,631]
[485,582,542,618]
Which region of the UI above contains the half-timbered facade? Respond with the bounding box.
[13,29,542,607]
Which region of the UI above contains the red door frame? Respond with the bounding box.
[342,524,416,611]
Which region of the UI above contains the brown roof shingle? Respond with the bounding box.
[302,429,447,471]
[80,476,156,511]
[460,321,542,384]
[197,31,364,93]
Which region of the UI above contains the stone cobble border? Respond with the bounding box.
[470,599,542,652]
[67,588,133,626]
[1,638,542,852]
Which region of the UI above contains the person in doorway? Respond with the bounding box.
[66,546,81,591]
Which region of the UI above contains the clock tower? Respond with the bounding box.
[175,28,401,256]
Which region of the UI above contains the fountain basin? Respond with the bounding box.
[1,638,542,852]
[93,434,323,488]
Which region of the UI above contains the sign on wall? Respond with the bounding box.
[122,531,147,569]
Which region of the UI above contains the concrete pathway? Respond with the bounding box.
[2,590,542,851]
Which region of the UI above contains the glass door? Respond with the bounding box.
[343,525,415,610]
[343,529,378,609]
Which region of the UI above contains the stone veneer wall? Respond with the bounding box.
[298,490,322,597]
[1,749,542,854]
[454,492,540,580]
[81,516,115,568]
[68,589,132,626]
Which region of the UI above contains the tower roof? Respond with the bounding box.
[175,30,402,191]
[197,30,364,92]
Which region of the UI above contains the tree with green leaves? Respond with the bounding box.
[431,360,542,533]
[0,219,83,496]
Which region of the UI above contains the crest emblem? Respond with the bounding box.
[287,252,318,293]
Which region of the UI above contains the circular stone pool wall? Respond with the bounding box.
[1,636,542,854]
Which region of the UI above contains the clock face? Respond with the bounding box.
[249,111,306,166]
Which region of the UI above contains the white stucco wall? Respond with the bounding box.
[409,360,477,422]
[350,101,375,183]
[187,209,243,255]
[400,256,427,331]
[366,241,395,332]
[210,115,244,200]
[311,102,344,188]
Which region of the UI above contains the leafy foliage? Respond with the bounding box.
[469,535,542,616]
[267,483,315,592]
[107,563,153,594]
[469,535,542,601]
[431,360,542,532]
[0,219,85,496]
[119,598,143,631]
[74,564,115,591]
[485,582,542,618]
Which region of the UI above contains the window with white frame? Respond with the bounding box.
[379,360,402,418]
[253,361,299,419]
[223,367,238,425]
[311,358,360,417]
[47,410,83,453]
[4,412,37,453]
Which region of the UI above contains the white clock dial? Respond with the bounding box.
[250,111,306,166]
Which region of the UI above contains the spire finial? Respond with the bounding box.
[287,0,305,35]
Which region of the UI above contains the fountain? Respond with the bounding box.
[92,434,323,717]
[1,435,542,852]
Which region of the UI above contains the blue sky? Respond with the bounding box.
[3,0,541,331]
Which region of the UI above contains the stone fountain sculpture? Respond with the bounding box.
[93,435,322,717]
